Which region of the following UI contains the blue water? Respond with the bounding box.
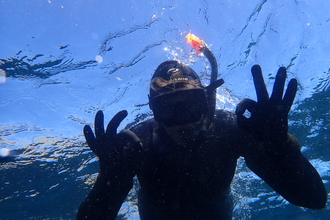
[1,0,329,219]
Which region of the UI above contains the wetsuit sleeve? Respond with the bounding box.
[77,168,134,220]
[77,110,140,219]
[243,133,327,210]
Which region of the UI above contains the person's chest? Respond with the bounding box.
[137,135,239,198]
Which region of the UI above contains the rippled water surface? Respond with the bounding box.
[1,0,330,219]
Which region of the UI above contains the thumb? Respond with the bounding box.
[118,129,143,150]
[236,98,257,116]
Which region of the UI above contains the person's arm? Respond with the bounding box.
[236,65,327,209]
[77,110,141,219]
[244,134,326,209]
[77,169,133,220]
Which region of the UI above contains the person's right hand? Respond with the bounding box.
[236,65,297,143]
[83,110,142,171]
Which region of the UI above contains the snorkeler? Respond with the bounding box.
[77,43,327,219]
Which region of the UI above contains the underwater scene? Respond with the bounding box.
[0,0,329,219]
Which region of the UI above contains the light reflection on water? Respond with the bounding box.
[1,0,330,219]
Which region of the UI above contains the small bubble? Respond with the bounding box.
[95,55,103,64]
[0,69,6,83]
[0,148,10,157]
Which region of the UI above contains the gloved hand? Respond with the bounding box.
[236,65,298,142]
[83,110,142,172]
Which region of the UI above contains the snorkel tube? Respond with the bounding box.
[186,33,224,135]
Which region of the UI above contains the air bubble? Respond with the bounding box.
[0,148,10,157]
[95,55,103,64]
[0,69,6,84]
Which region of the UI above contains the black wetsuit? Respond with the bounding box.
[77,109,326,220]
[134,110,242,220]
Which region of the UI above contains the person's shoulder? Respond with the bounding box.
[129,118,156,137]
[212,109,251,141]
[213,109,237,127]
[211,109,254,156]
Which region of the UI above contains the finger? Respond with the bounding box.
[236,98,258,116]
[283,78,298,109]
[95,110,105,139]
[118,129,143,149]
[83,125,97,153]
[270,66,286,102]
[106,110,128,137]
[251,65,269,102]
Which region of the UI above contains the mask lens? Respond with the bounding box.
[152,89,207,127]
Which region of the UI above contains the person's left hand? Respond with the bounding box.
[236,65,298,142]
[84,110,142,172]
